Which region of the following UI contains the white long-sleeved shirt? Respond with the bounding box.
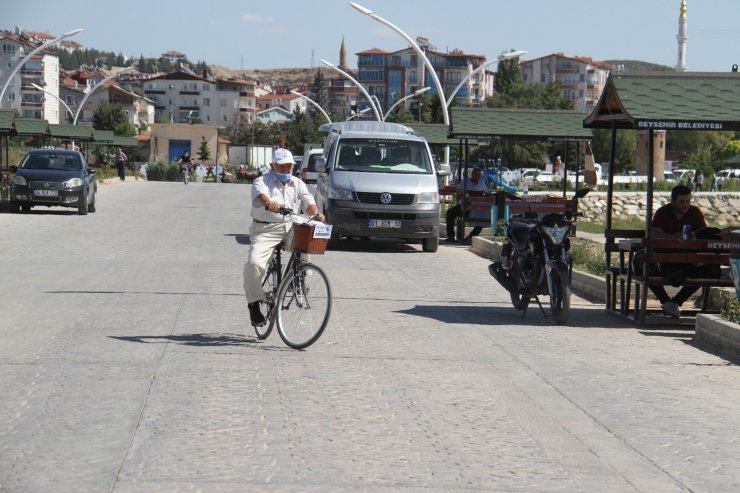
[250,172,316,223]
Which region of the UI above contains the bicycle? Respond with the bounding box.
[254,208,332,349]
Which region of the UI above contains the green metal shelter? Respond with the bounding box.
[406,123,461,146]
[93,129,115,145]
[450,107,592,143]
[0,110,13,172]
[583,70,740,321]
[584,70,740,232]
[111,135,138,149]
[50,124,95,143]
[13,118,50,137]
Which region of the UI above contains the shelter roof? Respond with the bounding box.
[449,107,592,142]
[111,135,138,148]
[92,129,115,143]
[50,124,94,140]
[406,123,466,145]
[0,110,14,133]
[13,118,49,136]
[584,71,740,130]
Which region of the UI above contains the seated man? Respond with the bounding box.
[445,166,489,243]
[648,184,720,318]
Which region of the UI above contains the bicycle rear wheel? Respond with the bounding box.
[276,263,332,349]
[255,255,279,339]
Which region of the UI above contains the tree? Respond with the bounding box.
[494,53,523,95]
[591,128,638,172]
[197,136,211,162]
[92,102,135,136]
[486,82,573,110]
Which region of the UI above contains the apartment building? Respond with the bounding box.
[142,69,256,127]
[0,30,62,123]
[519,53,610,111]
[256,92,306,116]
[355,37,490,117]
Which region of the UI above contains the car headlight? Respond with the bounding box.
[417,191,439,204]
[12,175,27,186]
[64,178,84,189]
[328,187,353,200]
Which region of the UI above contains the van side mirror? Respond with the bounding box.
[436,162,451,176]
[315,156,326,172]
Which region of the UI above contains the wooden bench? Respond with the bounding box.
[621,238,738,322]
[440,185,498,240]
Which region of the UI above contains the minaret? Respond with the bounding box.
[339,37,348,70]
[676,0,688,72]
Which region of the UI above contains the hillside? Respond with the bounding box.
[604,60,674,72]
[209,65,323,83]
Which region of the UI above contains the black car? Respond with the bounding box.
[10,148,97,215]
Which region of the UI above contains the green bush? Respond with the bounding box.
[570,239,606,276]
[720,297,740,325]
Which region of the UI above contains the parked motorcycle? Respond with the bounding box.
[488,188,590,324]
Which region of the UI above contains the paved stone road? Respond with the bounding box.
[1,180,739,492]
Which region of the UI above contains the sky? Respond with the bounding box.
[8,0,740,72]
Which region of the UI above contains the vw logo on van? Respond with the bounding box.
[380,192,392,204]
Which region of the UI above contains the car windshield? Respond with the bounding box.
[21,153,82,171]
[334,138,431,174]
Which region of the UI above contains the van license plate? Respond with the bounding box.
[369,219,401,229]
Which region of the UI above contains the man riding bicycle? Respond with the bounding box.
[178,152,192,178]
[244,148,325,326]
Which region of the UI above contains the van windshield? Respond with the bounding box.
[334,138,432,174]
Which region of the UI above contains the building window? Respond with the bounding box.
[2,44,16,54]
[220,98,227,107]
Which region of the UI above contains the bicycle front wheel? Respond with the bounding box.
[276,263,332,349]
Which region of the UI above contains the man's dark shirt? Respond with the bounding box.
[652,203,706,235]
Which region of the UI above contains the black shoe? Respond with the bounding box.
[443,236,457,243]
[248,301,266,326]
[462,236,473,245]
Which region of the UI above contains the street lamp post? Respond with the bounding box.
[30,82,73,121]
[289,90,332,123]
[445,50,527,107]
[0,28,83,106]
[384,86,430,121]
[320,59,381,122]
[349,3,448,126]
[73,67,136,125]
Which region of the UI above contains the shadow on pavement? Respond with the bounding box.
[330,237,421,253]
[225,233,251,245]
[109,333,290,351]
[395,303,634,328]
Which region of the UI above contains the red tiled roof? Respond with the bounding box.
[356,48,390,55]
[256,93,299,101]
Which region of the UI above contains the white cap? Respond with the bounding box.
[272,148,295,165]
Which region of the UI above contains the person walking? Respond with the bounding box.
[693,170,704,191]
[114,148,128,182]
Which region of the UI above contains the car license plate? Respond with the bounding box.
[368,219,401,229]
[33,190,58,197]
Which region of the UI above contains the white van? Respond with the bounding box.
[314,121,450,252]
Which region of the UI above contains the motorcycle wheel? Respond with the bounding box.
[510,291,530,311]
[550,266,571,325]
